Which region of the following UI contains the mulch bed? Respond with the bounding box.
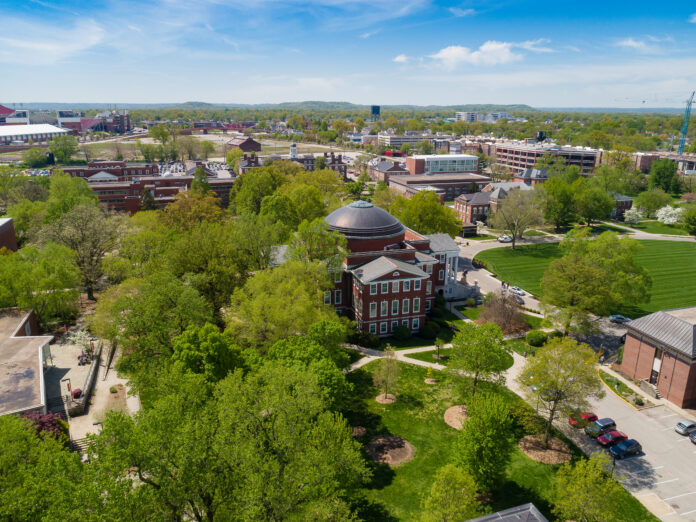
[444,405,469,430]
[518,434,572,464]
[375,393,396,404]
[365,435,415,467]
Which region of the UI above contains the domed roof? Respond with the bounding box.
[325,200,405,239]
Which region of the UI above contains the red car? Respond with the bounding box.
[569,412,598,427]
[597,430,628,447]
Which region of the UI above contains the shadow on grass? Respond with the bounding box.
[350,493,399,522]
[490,479,554,520]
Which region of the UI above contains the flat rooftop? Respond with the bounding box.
[0,310,52,416]
[0,124,68,138]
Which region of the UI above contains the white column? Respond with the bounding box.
[453,255,459,283]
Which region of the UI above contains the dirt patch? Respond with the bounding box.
[444,405,469,430]
[375,393,396,404]
[518,434,571,464]
[424,378,437,384]
[432,354,446,360]
[352,426,366,437]
[105,384,128,413]
[366,435,415,467]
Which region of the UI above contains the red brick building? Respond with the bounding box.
[0,218,18,252]
[612,193,633,219]
[368,160,409,182]
[615,307,696,408]
[62,160,159,181]
[388,173,491,202]
[325,201,460,336]
[227,137,262,152]
[454,191,491,224]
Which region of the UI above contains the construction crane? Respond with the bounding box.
[678,91,695,155]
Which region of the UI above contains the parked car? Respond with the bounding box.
[498,235,513,243]
[569,411,598,428]
[609,439,642,459]
[585,418,617,438]
[609,315,632,324]
[597,430,628,447]
[675,420,696,435]
[509,286,525,296]
[689,432,696,444]
[510,294,524,305]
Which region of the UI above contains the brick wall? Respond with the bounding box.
[0,219,18,251]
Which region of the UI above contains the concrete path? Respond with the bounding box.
[599,220,696,242]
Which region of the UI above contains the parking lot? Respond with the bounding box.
[564,389,696,519]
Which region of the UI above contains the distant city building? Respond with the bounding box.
[62,160,159,181]
[494,142,599,174]
[238,154,262,174]
[389,173,491,202]
[0,105,29,125]
[611,193,633,219]
[377,133,432,148]
[371,105,381,118]
[0,124,69,145]
[368,160,409,183]
[511,168,550,186]
[405,154,479,175]
[56,110,131,134]
[454,181,532,224]
[227,136,262,152]
[455,111,478,122]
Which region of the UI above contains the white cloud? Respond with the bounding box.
[428,39,554,70]
[361,30,379,39]
[615,37,659,54]
[689,13,696,23]
[448,7,475,17]
[393,54,409,63]
[0,18,104,64]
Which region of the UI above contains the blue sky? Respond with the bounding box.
[1,0,695,107]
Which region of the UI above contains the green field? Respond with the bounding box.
[475,240,696,317]
[629,220,688,236]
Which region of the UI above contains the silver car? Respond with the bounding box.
[675,420,696,435]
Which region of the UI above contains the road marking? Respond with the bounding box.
[682,508,696,516]
[663,427,677,431]
[656,479,680,485]
[660,413,679,419]
[665,491,696,501]
[677,438,690,443]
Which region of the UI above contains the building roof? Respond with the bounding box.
[414,251,438,263]
[372,160,407,173]
[469,503,548,522]
[0,310,53,416]
[425,233,459,253]
[612,193,633,202]
[517,168,549,180]
[627,307,696,358]
[88,171,120,181]
[410,153,478,160]
[325,201,405,239]
[0,104,16,116]
[390,173,491,184]
[460,191,491,205]
[352,256,428,283]
[489,181,533,191]
[0,124,68,138]
[227,137,259,146]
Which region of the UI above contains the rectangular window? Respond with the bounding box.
[391,321,398,332]
[380,322,388,334]
[427,281,432,294]
[381,301,388,316]
[413,298,420,313]
[335,290,342,304]
[402,319,409,327]
[369,323,377,334]
[439,270,445,281]
[412,318,420,330]
[426,264,433,274]
[370,284,377,295]
[334,271,342,283]
[425,299,432,311]
[403,280,411,292]
[381,282,389,294]
[392,281,399,293]
[392,300,399,315]
[402,298,410,314]
[414,279,421,291]
[370,302,377,318]
[323,291,331,305]
[439,254,445,263]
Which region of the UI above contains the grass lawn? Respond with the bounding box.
[456,305,542,330]
[475,240,696,317]
[523,230,547,237]
[345,361,656,521]
[403,347,514,370]
[467,234,497,241]
[630,220,688,236]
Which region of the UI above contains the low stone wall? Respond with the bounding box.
[67,342,102,416]
[639,379,660,399]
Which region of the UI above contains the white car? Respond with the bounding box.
[498,235,513,243]
[509,286,525,296]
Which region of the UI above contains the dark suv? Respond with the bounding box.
[585,417,616,438]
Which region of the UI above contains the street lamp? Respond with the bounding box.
[61,378,72,444]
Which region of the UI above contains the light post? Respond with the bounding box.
[61,378,72,445]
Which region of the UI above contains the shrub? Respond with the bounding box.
[525,330,548,347]
[349,331,380,348]
[617,344,624,364]
[547,330,563,340]
[464,297,476,308]
[634,396,644,406]
[479,292,525,334]
[435,295,446,308]
[420,321,441,340]
[109,386,117,394]
[429,307,444,319]
[509,400,544,436]
[392,325,411,341]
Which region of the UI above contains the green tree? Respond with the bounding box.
[416,139,433,154]
[373,347,401,398]
[42,203,119,300]
[23,147,48,168]
[225,148,244,171]
[226,260,336,348]
[539,177,575,232]
[191,166,211,194]
[6,199,46,245]
[45,172,98,222]
[287,184,326,221]
[371,182,398,210]
[260,193,299,231]
[400,143,412,155]
[420,464,486,522]
[230,167,288,215]
[390,191,460,236]
[149,124,170,144]
[518,337,604,446]
[552,452,625,522]
[163,191,224,231]
[199,140,215,159]
[683,205,696,236]
[287,218,347,268]
[315,155,328,170]
[649,158,680,194]
[171,323,245,382]
[454,393,515,492]
[634,187,672,217]
[490,189,543,249]
[48,135,78,164]
[448,322,510,396]
[139,188,157,210]
[572,178,614,225]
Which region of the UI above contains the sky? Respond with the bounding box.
[1,0,696,107]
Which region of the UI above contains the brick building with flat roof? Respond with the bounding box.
[0,218,18,252]
[324,201,460,336]
[405,154,479,175]
[388,173,491,201]
[614,307,696,408]
[62,160,159,181]
[368,160,409,182]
